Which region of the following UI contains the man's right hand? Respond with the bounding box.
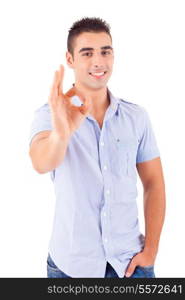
[48,64,92,139]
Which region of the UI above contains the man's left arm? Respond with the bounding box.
[125,156,166,277]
